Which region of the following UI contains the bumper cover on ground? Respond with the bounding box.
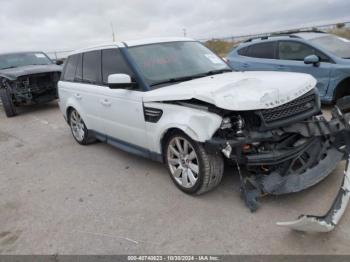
[277,159,350,232]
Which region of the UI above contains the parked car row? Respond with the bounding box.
[1,31,350,233]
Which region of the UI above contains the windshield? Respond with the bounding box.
[0,52,52,70]
[127,41,230,87]
[310,35,350,58]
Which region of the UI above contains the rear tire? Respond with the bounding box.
[164,130,224,195]
[68,108,96,145]
[0,88,17,117]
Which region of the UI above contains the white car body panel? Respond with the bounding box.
[59,70,316,153]
[58,81,111,133]
[144,102,223,154]
[100,89,147,148]
[143,71,317,111]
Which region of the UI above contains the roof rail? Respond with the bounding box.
[243,29,326,43]
[243,34,299,43]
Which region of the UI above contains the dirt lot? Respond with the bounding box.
[0,102,349,255]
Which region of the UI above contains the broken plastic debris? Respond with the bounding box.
[277,158,350,232]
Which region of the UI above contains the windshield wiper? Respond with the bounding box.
[203,69,233,76]
[151,76,196,87]
[150,69,233,87]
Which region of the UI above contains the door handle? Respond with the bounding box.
[75,93,82,100]
[277,65,287,70]
[100,99,111,107]
[243,63,249,68]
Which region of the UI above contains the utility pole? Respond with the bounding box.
[183,28,187,37]
[110,22,116,42]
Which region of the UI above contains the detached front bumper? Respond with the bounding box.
[206,101,350,232]
[277,159,350,232]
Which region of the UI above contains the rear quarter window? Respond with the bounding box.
[238,46,249,56]
[62,55,79,81]
[82,50,102,84]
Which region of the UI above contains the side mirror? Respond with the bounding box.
[55,60,64,65]
[304,55,320,66]
[108,74,137,89]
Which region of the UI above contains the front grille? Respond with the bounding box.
[260,91,316,124]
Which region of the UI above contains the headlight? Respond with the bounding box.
[220,117,232,129]
[233,115,245,136]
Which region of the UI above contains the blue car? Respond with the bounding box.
[227,31,350,103]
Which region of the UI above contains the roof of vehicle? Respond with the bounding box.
[69,37,195,56]
[0,51,46,56]
[240,30,329,45]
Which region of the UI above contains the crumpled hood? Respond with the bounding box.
[143,71,317,111]
[0,64,62,80]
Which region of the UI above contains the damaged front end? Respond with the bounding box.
[10,72,61,104]
[206,91,350,232]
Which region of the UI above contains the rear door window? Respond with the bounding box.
[245,42,276,59]
[82,50,102,84]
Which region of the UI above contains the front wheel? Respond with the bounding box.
[0,88,17,117]
[164,131,224,195]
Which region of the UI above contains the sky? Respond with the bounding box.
[0,0,349,55]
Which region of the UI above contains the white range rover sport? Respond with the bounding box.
[59,38,350,232]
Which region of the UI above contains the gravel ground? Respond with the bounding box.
[0,102,349,255]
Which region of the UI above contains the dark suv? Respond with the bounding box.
[0,51,62,117]
[227,31,350,103]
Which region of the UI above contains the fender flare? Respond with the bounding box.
[333,77,350,101]
[64,98,91,128]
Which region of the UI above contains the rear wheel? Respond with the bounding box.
[164,131,224,195]
[68,109,96,145]
[0,88,17,117]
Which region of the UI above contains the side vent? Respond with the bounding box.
[144,107,163,123]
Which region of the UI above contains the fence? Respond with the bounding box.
[45,21,350,60]
[198,21,350,43]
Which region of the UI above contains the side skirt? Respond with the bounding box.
[94,131,163,163]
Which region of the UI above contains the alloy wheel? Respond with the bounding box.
[70,110,85,142]
[167,136,199,188]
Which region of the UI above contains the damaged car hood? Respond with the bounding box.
[143,71,317,111]
[0,64,62,80]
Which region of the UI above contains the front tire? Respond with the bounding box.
[164,131,224,195]
[0,88,17,117]
[68,109,96,145]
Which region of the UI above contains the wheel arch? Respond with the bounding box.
[145,102,223,155]
[64,99,90,128]
[334,77,350,102]
[66,106,75,123]
[160,127,187,161]
[158,122,220,160]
